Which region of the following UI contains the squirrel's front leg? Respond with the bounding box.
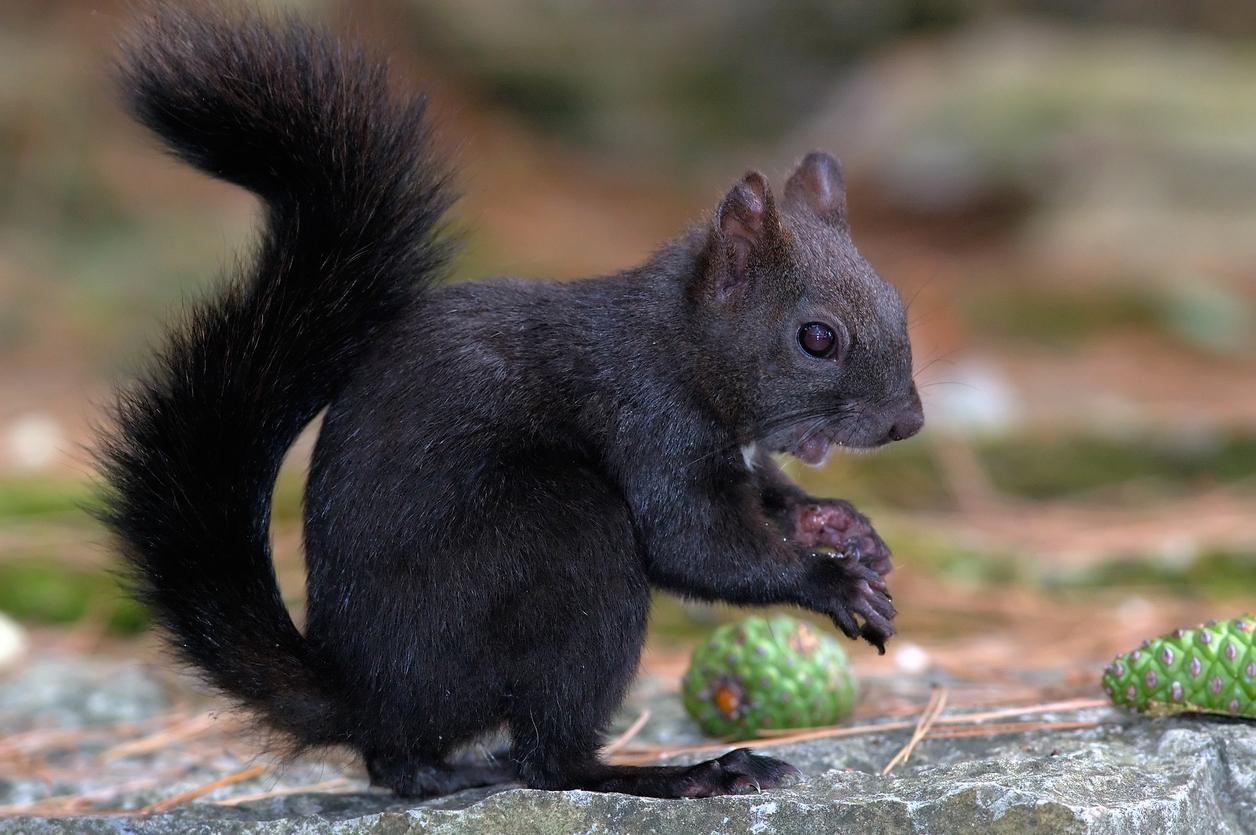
[748,450,897,650]
[754,448,894,579]
[793,500,894,578]
[626,455,896,652]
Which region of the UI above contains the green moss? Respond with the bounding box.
[106,595,152,635]
[271,471,306,522]
[1047,550,1256,596]
[0,478,95,520]
[895,533,1025,587]
[958,286,1163,348]
[981,433,1256,500]
[0,559,149,635]
[958,283,1254,356]
[0,472,307,523]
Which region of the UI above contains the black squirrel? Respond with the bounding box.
[98,8,924,799]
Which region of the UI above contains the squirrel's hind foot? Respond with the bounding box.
[366,754,516,799]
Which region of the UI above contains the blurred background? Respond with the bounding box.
[1,0,1254,732]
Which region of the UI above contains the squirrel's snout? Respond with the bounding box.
[883,385,924,443]
[886,408,924,442]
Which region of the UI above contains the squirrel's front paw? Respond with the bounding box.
[794,500,893,578]
[807,551,896,654]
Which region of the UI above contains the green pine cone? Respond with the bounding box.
[1102,614,1256,718]
[682,615,857,738]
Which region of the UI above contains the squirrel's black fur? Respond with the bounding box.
[99,7,923,799]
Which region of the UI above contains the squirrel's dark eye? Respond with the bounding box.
[799,322,837,358]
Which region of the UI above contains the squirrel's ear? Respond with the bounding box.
[709,171,775,299]
[784,151,847,226]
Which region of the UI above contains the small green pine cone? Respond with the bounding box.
[1102,615,1256,718]
[682,615,858,738]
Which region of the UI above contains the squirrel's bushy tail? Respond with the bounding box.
[97,8,452,746]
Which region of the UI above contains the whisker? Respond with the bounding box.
[908,300,951,332]
[918,379,979,392]
[902,269,940,317]
[912,348,962,381]
[791,415,829,452]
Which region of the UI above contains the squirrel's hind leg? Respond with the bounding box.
[498,465,804,798]
[510,692,803,798]
[365,752,515,798]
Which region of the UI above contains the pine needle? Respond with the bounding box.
[101,712,222,762]
[602,710,650,755]
[610,696,1115,765]
[214,778,355,806]
[138,764,268,814]
[926,719,1100,739]
[882,685,948,774]
[751,697,1107,738]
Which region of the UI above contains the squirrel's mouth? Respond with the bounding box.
[789,432,834,466]
[767,422,877,467]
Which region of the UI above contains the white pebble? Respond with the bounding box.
[0,612,28,671]
[6,412,65,470]
[894,641,931,674]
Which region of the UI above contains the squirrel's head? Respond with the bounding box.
[690,152,923,465]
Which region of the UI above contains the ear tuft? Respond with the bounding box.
[714,171,772,295]
[784,151,847,225]
[720,180,763,247]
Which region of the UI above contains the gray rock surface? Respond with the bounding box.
[0,657,168,733]
[0,655,1253,833]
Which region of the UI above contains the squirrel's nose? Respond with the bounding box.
[884,388,924,442]
[886,409,924,441]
